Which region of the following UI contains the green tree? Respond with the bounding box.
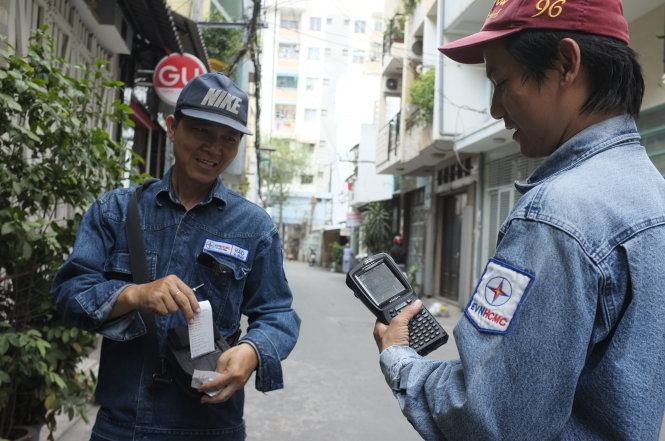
[201,8,245,74]
[260,139,311,237]
[409,68,435,125]
[0,27,137,439]
[361,202,392,254]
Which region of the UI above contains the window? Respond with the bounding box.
[321,109,328,116]
[305,77,317,91]
[374,20,383,32]
[326,17,333,25]
[278,43,299,59]
[319,140,326,148]
[304,108,317,121]
[322,78,330,86]
[308,47,320,60]
[354,20,365,33]
[344,18,350,25]
[352,49,365,63]
[324,47,331,56]
[280,17,298,29]
[274,104,296,120]
[342,49,348,56]
[310,17,321,31]
[276,75,298,88]
[301,175,314,184]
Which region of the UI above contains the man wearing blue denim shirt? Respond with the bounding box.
[373,1,665,440]
[52,73,300,440]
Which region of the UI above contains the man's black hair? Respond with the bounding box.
[505,30,644,118]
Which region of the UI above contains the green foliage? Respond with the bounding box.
[406,264,421,295]
[0,27,135,438]
[260,139,311,208]
[401,0,419,16]
[409,68,435,125]
[361,203,392,254]
[330,242,345,266]
[201,8,245,74]
[386,14,405,43]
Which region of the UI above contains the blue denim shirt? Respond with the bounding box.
[52,168,301,440]
[380,115,665,440]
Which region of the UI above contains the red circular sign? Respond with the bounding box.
[153,53,207,106]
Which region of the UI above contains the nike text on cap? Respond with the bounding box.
[175,72,253,135]
[439,0,629,64]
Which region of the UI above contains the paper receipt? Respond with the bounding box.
[188,300,215,358]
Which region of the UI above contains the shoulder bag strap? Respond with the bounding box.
[125,179,170,388]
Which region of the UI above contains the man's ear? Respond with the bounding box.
[165,114,176,140]
[556,38,582,85]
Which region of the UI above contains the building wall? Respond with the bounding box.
[260,0,384,235]
[630,4,665,111]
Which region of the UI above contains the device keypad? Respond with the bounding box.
[408,308,443,352]
[389,300,444,353]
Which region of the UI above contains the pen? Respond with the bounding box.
[192,283,204,292]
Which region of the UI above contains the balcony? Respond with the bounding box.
[376,112,402,174]
[382,16,406,75]
[393,109,455,176]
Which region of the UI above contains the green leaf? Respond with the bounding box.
[21,240,32,260]
[44,392,57,410]
[0,92,22,111]
[1,223,13,236]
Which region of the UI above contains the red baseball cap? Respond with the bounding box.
[439,0,629,64]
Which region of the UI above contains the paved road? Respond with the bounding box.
[243,261,461,441]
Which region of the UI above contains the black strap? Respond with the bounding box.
[125,179,170,389]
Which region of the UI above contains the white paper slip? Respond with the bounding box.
[188,300,216,358]
[191,369,223,397]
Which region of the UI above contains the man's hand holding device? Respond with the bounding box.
[346,253,448,356]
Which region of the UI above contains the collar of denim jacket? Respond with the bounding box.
[515,115,640,194]
[154,166,228,209]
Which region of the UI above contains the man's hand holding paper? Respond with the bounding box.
[199,343,258,404]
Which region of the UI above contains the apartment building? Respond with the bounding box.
[259,0,384,260]
[378,0,665,307]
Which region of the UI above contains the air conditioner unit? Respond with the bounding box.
[383,76,401,94]
[411,39,423,57]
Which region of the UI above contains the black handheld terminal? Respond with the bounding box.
[346,253,448,356]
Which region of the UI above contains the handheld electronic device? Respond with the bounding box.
[346,253,448,356]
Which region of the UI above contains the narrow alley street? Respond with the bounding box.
[243,260,460,440]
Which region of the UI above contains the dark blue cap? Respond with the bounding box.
[175,72,252,135]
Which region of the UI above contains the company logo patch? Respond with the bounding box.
[203,239,248,262]
[465,258,533,334]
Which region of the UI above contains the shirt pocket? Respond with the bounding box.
[194,250,249,332]
[103,251,158,282]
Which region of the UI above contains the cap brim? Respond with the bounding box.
[179,108,253,135]
[438,28,522,64]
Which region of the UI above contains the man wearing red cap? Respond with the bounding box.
[373,1,665,440]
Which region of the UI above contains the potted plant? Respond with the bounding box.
[0,27,135,440]
[330,242,345,272]
[361,202,392,255]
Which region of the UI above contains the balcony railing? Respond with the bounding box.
[377,112,401,165]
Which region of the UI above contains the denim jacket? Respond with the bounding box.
[52,168,301,440]
[380,115,665,440]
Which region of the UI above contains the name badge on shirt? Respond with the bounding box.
[465,258,534,334]
[203,239,248,262]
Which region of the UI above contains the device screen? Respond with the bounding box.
[356,261,408,306]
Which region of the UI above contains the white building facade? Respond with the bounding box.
[258,0,385,260]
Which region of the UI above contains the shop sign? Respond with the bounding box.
[153,53,207,106]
